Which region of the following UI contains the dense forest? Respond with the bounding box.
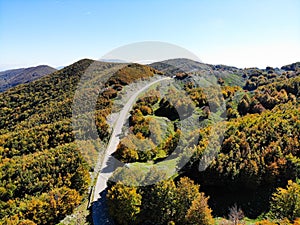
[107,60,300,225]
[0,59,299,224]
[0,60,158,224]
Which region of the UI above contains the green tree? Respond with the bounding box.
[185,193,214,225]
[107,182,142,225]
[144,179,177,225]
[174,177,201,224]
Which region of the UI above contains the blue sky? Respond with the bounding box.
[0,0,299,70]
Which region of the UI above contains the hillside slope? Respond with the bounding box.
[0,58,299,224]
[105,59,300,224]
[0,59,161,224]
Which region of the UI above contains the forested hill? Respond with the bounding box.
[0,58,97,225]
[0,59,95,133]
[0,65,57,92]
[0,59,160,224]
[105,59,300,225]
[0,58,299,225]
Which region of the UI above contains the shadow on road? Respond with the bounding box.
[100,155,123,174]
[92,189,115,225]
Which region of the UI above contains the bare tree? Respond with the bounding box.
[228,204,245,225]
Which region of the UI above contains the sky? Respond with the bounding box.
[0,0,299,70]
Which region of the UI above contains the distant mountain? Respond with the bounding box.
[0,65,57,92]
[99,58,128,63]
[56,66,65,70]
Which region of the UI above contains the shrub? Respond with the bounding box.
[269,180,300,221]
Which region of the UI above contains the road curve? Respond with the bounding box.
[92,77,171,225]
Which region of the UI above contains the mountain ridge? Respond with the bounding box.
[1,58,299,94]
[0,65,57,92]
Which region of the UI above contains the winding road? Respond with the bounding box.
[92,77,171,225]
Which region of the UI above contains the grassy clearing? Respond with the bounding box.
[127,156,179,179]
[223,73,245,87]
[214,217,260,225]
